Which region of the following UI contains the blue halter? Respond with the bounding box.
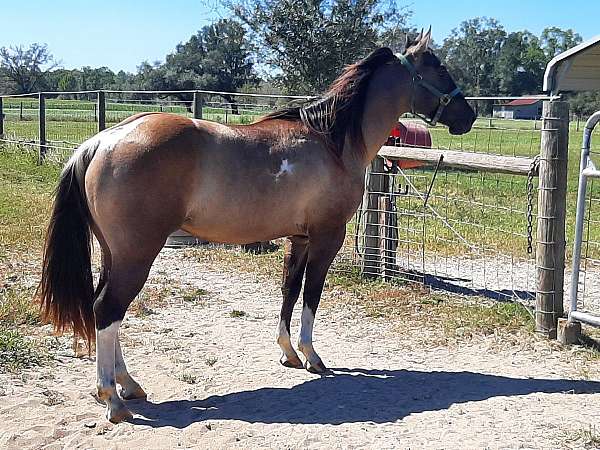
[396,53,462,127]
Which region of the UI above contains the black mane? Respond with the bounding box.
[257,48,398,158]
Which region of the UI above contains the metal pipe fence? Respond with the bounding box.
[569,110,600,326]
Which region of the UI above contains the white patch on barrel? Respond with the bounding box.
[96,321,121,390]
[274,159,294,180]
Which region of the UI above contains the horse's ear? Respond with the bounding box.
[423,26,432,47]
[407,27,432,56]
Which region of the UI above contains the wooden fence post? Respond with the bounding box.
[97,90,106,132]
[19,101,23,121]
[361,156,387,278]
[193,91,203,119]
[38,93,46,164]
[535,100,569,337]
[0,97,4,138]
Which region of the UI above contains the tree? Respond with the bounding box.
[145,19,258,111]
[494,31,546,95]
[540,27,582,59]
[78,66,116,91]
[0,43,57,94]
[228,0,411,93]
[439,17,506,99]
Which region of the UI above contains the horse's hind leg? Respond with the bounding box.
[94,257,155,423]
[93,246,145,399]
[277,236,308,368]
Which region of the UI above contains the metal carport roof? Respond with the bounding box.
[544,35,600,94]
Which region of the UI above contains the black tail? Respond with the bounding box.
[38,144,97,343]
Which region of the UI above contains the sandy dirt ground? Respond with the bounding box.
[1,248,600,449]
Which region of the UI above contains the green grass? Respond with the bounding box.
[442,300,534,338]
[0,328,47,372]
[559,425,600,449]
[0,287,40,327]
[182,287,210,303]
[3,102,600,260]
[0,145,60,258]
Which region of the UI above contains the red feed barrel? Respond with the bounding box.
[385,121,432,169]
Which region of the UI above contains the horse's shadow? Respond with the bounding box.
[127,367,600,428]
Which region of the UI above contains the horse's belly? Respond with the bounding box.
[183,200,305,244]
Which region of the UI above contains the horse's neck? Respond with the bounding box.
[344,63,411,170]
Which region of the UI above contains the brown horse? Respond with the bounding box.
[38,30,475,423]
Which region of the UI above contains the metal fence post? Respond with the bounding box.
[0,97,4,138]
[38,92,46,164]
[535,100,569,337]
[361,156,387,278]
[193,91,203,120]
[97,90,106,132]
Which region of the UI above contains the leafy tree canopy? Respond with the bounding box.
[0,43,57,94]
[228,0,412,93]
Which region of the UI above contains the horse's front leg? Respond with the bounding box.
[277,236,309,368]
[298,226,345,373]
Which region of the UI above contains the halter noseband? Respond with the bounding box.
[396,53,462,127]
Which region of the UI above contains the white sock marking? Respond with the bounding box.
[96,321,121,390]
[299,305,315,351]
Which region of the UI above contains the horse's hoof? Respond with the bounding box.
[106,401,133,424]
[120,384,147,401]
[280,354,304,369]
[305,359,327,374]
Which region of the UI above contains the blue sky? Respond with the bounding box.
[1,0,598,73]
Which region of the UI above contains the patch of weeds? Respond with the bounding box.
[41,389,66,406]
[206,356,218,367]
[559,425,600,449]
[178,372,198,384]
[442,301,534,338]
[0,328,48,372]
[131,301,155,318]
[130,285,171,318]
[182,287,209,303]
[230,309,246,318]
[577,329,600,361]
[0,287,40,326]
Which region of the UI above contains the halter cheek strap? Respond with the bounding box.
[396,53,462,127]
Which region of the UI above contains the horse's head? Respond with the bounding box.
[398,29,476,135]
